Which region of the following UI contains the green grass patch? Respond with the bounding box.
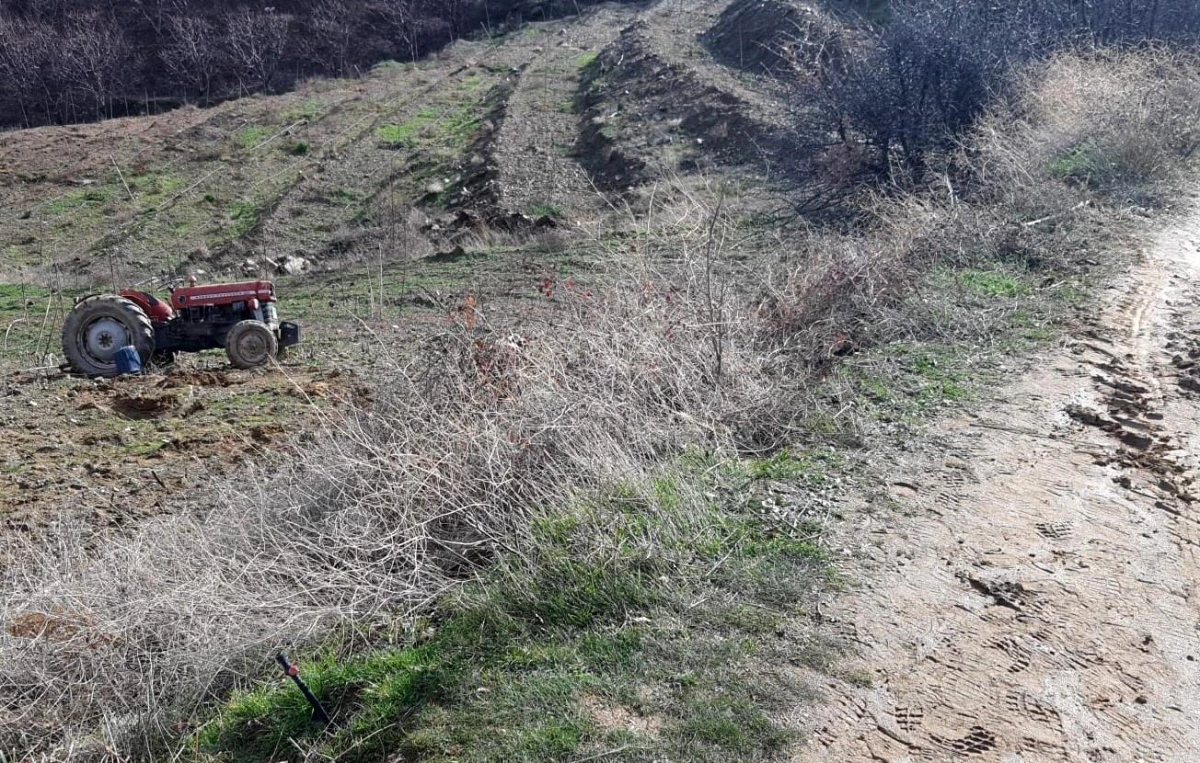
[529,203,566,219]
[48,187,110,215]
[851,343,974,422]
[282,98,325,123]
[745,447,842,484]
[229,199,265,238]
[958,268,1029,298]
[824,257,1080,435]
[377,103,481,151]
[128,171,186,207]
[331,187,364,205]
[599,115,622,141]
[184,451,837,763]
[1048,141,1100,181]
[127,438,170,458]
[576,51,599,69]
[236,125,275,150]
[378,114,433,148]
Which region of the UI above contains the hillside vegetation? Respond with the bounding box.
[0,0,1199,761]
[0,0,632,127]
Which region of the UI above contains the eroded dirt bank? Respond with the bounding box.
[796,193,1200,762]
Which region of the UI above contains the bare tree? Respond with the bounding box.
[224,9,291,96]
[129,0,192,37]
[376,0,418,61]
[58,12,132,120]
[309,0,359,76]
[162,14,222,103]
[0,16,56,125]
[808,0,1200,181]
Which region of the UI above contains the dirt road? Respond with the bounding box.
[797,195,1200,762]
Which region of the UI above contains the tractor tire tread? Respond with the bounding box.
[62,295,155,377]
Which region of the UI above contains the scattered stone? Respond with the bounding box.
[1118,430,1154,450]
[277,255,311,276]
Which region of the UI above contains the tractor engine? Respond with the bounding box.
[142,281,296,355]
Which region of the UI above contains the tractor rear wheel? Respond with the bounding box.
[62,295,155,377]
[225,320,278,369]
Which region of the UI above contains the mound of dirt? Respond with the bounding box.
[701,0,846,78]
[446,90,513,220]
[112,392,180,419]
[418,77,561,245]
[575,21,803,191]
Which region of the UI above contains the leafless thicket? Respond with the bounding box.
[0,0,625,128]
[806,0,1200,181]
[762,48,1200,360]
[0,192,775,759]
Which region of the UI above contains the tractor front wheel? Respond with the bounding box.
[225,320,279,369]
[62,295,155,376]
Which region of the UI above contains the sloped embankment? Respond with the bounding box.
[574,20,802,191]
[700,0,847,78]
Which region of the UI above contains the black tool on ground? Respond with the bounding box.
[276,652,331,725]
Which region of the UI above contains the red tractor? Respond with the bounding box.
[62,280,302,376]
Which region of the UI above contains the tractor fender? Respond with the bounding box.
[119,289,174,322]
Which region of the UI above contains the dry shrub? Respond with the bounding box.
[974,48,1200,207]
[761,48,1200,359]
[0,204,773,759]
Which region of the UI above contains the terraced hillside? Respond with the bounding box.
[0,0,812,537]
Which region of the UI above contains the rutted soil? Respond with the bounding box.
[796,195,1200,761]
[490,6,637,220]
[0,0,813,287]
[0,361,358,547]
[702,0,846,79]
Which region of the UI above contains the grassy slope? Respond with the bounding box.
[191,450,839,762]
[0,17,609,538]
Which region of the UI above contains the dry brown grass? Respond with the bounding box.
[759,48,1200,360]
[974,48,1200,208]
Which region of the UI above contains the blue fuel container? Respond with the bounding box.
[115,346,143,375]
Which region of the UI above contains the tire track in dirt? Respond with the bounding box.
[795,194,1200,762]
